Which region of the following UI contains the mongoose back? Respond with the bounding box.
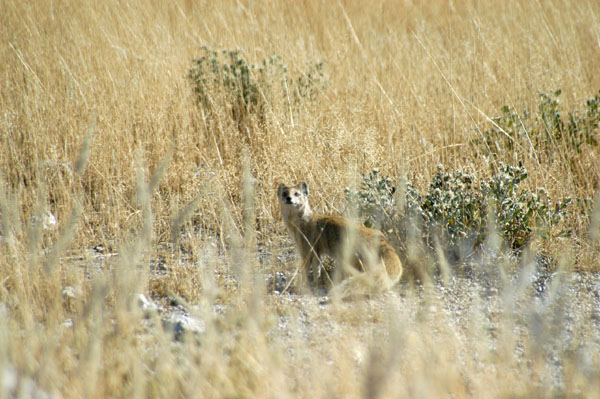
[277,182,402,298]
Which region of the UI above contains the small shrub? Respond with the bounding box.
[474,89,600,159]
[344,169,398,229]
[188,47,327,125]
[345,164,571,252]
[421,167,485,245]
[188,47,260,123]
[481,164,571,247]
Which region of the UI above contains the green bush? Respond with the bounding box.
[344,169,421,230]
[474,90,600,159]
[188,46,326,124]
[345,164,571,251]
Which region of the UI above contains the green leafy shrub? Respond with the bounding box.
[480,164,571,247]
[188,46,326,124]
[188,47,260,123]
[474,90,600,159]
[345,164,571,252]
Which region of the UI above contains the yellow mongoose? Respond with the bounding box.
[277,182,403,297]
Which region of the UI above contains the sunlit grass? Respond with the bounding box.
[1,0,600,397]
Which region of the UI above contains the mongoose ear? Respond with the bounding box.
[277,183,285,197]
[301,182,309,196]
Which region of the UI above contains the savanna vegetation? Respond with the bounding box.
[1,0,600,397]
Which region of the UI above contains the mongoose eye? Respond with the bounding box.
[294,192,300,196]
[282,191,288,197]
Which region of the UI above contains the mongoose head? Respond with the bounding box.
[277,182,309,207]
[277,182,312,222]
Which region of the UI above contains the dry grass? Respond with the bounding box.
[2,0,600,397]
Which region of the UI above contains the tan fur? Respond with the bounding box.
[277,182,403,298]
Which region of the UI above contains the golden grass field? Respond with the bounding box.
[2,0,600,397]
